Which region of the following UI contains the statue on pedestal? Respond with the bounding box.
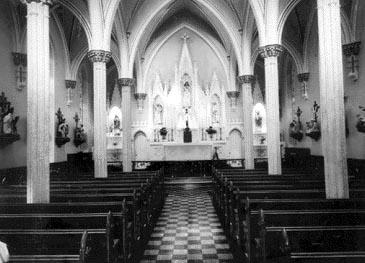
[153,103,163,125]
[113,115,121,135]
[0,92,20,147]
[55,108,70,147]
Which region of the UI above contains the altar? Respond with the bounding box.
[149,142,219,161]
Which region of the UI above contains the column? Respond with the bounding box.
[317,0,349,198]
[238,75,255,169]
[22,0,54,203]
[88,50,111,178]
[118,78,135,172]
[259,45,283,175]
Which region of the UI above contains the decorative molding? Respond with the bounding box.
[118,78,136,87]
[343,41,361,81]
[87,50,112,64]
[134,93,147,111]
[237,75,255,84]
[226,91,240,110]
[20,0,56,5]
[259,44,284,58]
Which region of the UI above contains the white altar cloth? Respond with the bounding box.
[149,142,214,161]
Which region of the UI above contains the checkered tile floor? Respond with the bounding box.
[140,189,234,263]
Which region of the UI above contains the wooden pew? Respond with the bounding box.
[1,212,117,263]
[254,210,365,263]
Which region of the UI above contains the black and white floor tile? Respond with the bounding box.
[140,189,234,263]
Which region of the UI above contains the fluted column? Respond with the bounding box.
[22,0,54,203]
[317,0,349,198]
[238,75,255,169]
[259,44,283,175]
[118,78,135,172]
[88,50,111,178]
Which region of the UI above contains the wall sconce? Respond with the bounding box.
[343,41,361,81]
[297,73,309,100]
[65,80,76,106]
[12,53,27,91]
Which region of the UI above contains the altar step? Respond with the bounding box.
[164,176,213,193]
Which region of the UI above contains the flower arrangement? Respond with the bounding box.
[159,127,168,138]
[205,126,217,135]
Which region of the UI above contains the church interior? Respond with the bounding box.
[0,0,365,262]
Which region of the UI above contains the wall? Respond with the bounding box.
[281,10,365,159]
[0,8,92,169]
[0,3,27,169]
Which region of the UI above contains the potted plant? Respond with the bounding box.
[159,127,168,140]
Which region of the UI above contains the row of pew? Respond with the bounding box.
[212,167,365,263]
[0,170,165,263]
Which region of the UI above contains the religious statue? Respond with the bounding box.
[255,110,263,127]
[182,81,191,109]
[73,112,86,147]
[356,105,365,133]
[3,108,18,135]
[212,102,220,124]
[55,108,70,147]
[154,103,163,125]
[305,101,321,141]
[113,115,121,135]
[289,107,304,141]
[0,92,20,147]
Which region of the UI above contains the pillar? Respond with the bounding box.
[88,50,111,178]
[22,0,54,203]
[238,75,255,169]
[118,78,135,172]
[259,45,283,175]
[317,0,349,198]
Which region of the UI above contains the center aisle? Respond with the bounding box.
[140,189,234,263]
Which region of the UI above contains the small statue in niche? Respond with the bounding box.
[356,106,365,133]
[289,107,304,142]
[182,80,192,109]
[255,110,263,128]
[153,103,163,125]
[55,108,70,147]
[113,115,121,135]
[305,101,321,141]
[212,102,220,124]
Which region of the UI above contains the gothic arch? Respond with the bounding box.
[127,0,243,77]
[142,23,230,92]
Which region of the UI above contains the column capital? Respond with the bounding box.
[259,44,284,58]
[87,50,111,63]
[65,80,76,89]
[237,75,255,84]
[343,41,361,56]
[12,53,27,67]
[21,0,57,5]
[118,78,136,88]
[297,72,310,82]
[226,91,240,99]
[134,93,147,101]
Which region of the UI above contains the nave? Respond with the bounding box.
[140,188,234,263]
